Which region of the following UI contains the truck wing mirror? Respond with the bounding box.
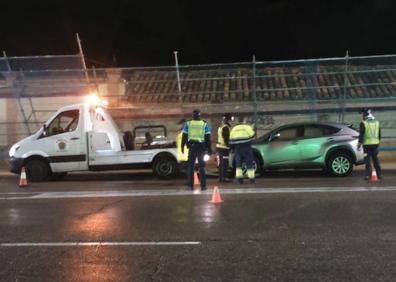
[42,124,48,136]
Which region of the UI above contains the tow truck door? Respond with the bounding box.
[43,108,86,171]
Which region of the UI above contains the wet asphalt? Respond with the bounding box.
[1,168,396,281]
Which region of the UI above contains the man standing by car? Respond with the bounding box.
[230,116,255,184]
[358,108,382,180]
[181,109,212,191]
[216,113,233,182]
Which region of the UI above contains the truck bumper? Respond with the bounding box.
[9,157,24,174]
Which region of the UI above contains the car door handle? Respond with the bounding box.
[327,138,335,142]
[70,137,80,141]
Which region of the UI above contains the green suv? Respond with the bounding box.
[250,122,365,177]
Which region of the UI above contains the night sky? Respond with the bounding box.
[1,0,395,67]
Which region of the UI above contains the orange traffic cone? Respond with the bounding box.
[371,170,378,182]
[194,171,200,186]
[19,166,29,188]
[209,186,223,204]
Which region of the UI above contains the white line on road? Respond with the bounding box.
[1,186,396,200]
[0,241,202,247]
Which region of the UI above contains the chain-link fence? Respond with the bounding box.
[2,53,396,159]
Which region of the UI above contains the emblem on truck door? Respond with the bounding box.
[56,139,68,151]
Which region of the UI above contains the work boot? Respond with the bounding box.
[237,178,243,184]
[250,178,256,184]
[201,186,207,191]
[364,176,370,180]
[185,186,193,191]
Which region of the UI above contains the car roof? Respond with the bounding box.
[277,122,347,128]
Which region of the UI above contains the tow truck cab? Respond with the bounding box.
[9,102,179,181]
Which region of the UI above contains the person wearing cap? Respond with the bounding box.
[216,113,233,182]
[230,116,255,184]
[176,118,188,163]
[181,109,212,191]
[358,108,382,180]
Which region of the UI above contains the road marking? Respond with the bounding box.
[0,241,202,247]
[1,186,396,200]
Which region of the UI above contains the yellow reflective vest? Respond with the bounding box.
[230,124,255,144]
[216,124,230,149]
[176,131,188,162]
[188,120,206,142]
[363,120,380,145]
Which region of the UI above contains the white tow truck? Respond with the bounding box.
[9,96,180,181]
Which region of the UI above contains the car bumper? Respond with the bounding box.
[9,157,24,174]
[355,159,365,166]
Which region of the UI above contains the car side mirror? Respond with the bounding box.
[270,133,280,141]
[42,124,48,136]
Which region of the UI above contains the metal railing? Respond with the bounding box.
[2,52,396,152]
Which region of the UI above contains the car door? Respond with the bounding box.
[261,125,303,167]
[43,109,86,171]
[299,125,335,163]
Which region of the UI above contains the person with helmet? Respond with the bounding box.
[358,108,382,180]
[216,113,234,182]
[181,109,212,191]
[230,116,255,184]
[176,118,188,163]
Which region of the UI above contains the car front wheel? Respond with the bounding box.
[326,153,353,177]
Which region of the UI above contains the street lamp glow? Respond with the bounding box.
[85,93,100,105]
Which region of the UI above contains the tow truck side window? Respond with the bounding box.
[47,110,79,137]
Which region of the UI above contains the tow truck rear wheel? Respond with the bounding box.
[25,158,50,182]
[153,157,178,179]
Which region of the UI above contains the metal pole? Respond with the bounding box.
[92,65,99,94]
[15,69,31,135]
[2,51,12,71]
[252,55,258,130]
[76,33,90,84]
[174,51,182,93]
[341,50,349,123]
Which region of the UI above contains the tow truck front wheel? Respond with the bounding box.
[25,158,50,182]
[153,157,178,179]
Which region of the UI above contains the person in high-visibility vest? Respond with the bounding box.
[216,113,234,182]
[176,118,188,163]
[181,109,212,191]
[230,116,255,184]
[358,108,382,180]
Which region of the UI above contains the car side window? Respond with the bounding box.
[304,125,324,138]
[274,126,301,141]
[304,125,340,138]
[47,110,79,137]
[323,125,340,135]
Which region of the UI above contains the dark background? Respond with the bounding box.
[1,0,395,67]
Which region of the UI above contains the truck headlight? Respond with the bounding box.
[203,154,210,162]
[9,144,20,157]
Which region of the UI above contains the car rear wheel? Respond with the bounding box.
[25,159,50,182]
[153,157,178,179]
[326,153,353,177]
